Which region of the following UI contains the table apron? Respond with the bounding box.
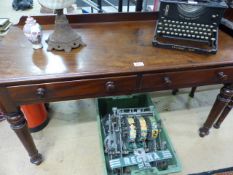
[5,67,233,105]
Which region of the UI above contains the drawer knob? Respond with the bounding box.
[106,81,116,92]
[36,88,46,98]
[164,77,172,86]
[217,72,228,81]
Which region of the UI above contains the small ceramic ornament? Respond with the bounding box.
[23,16,34,37]
[23,16,43,49]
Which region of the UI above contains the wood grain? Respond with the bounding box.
[0,13,232,164]
[0,18,233,86]
[141,67,233,91]
[7,76,138,104]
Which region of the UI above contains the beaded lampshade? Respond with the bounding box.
[38,0,85,52]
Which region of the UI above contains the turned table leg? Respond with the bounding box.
[5,110,43,165]
[213,97,233,129]
[199,85,233,137]
[0,88,42,165]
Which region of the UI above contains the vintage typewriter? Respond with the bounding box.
[153,0,228,54]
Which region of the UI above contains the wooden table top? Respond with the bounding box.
[0,14,233,86]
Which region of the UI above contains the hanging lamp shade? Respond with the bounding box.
[38,0,75,9]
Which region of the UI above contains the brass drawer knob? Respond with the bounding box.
[217,72,228,81]
[164,77,172,86]
[106,81,116,92]
[36,88,46,98]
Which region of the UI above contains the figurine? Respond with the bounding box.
[23,17,43,49]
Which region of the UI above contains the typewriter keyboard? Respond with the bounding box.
[156,17,218,42]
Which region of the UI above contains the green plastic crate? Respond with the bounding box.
[96,94,182,175]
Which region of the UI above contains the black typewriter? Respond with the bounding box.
[153,0,228,54]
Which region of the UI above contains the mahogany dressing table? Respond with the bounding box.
[0,12,232,165]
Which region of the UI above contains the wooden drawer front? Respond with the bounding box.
[141,68,233,91]
[7,76,137,104]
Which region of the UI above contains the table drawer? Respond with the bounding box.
[141,67,233,91]
[7,76,138,104]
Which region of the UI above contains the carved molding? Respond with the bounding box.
[6,111,26,130]
[217,85,233,103]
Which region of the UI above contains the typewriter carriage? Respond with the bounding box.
[153,0,228,54]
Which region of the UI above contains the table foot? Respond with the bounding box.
[213,123,220,129]
[199,127,209,137]
[30,153,43,165]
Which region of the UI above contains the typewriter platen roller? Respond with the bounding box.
[153,0,228,54]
